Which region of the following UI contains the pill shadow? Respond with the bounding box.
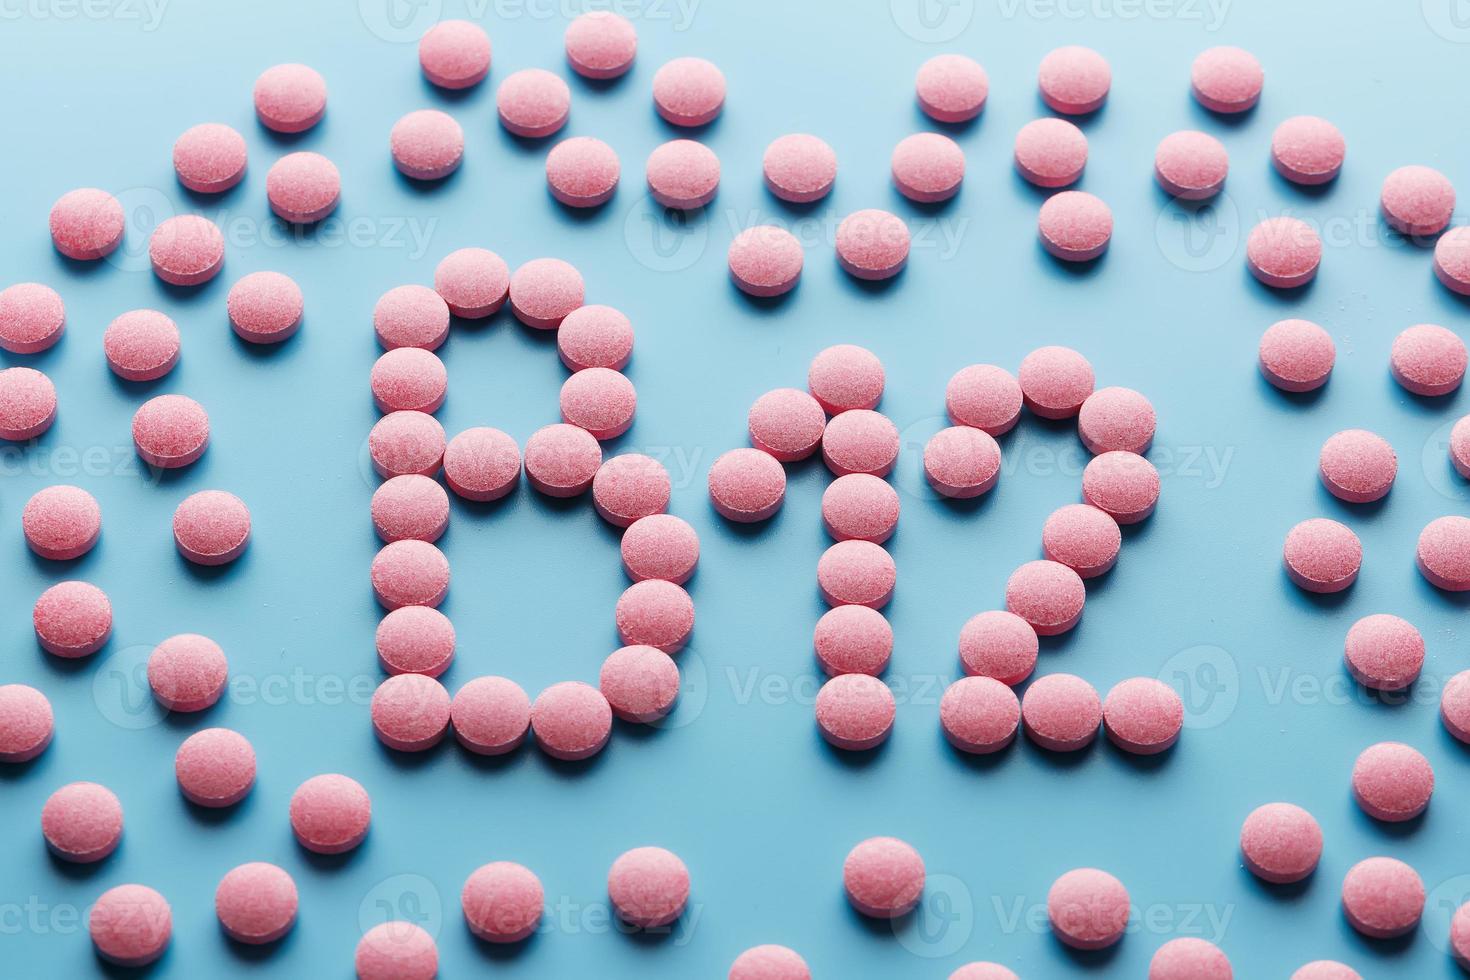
[1315,484,1390,521]
[940,729,1014,773]
[50,251,115,279]
[223,925,295,963]
[815,728,889,768]
[1267,164,1337,199]
[1282,573,1354,610]
[1105,741,1175,773]
[843,896,917,936]
[1024,736,1098,770]
[1237,864,1315,904]
[1052,933,1122,968]
[421,76,487,106]
[1040,96,1108,129]
[616,913,688,946]
[299,845,363,872]
[155,277,225,306]
[727,279,799,313]
[26,545,101,577]
[548,192,618,227]
[177,549,251,584]
[1255,372,1328,408]
[255,118,320,147]
[1010,168,1055,204]
[835,267,907,296]
[96,950,169,978]
[393,165,461,195]
[1348,802,1426,839]
[1379,221,1440,250]
[495,128,558,160]
[1038,242,1108,279]
[468,925,540,961]
[1385,372,1465,417]
[893,187,961,217]
[375,738,445,772]
[1242,266,1317,301]
[181,793,250,827]
[541,750,610,779]
[912,104,986,139]
[652,109,722,139]
[1344,923,1417,956]
[1185,97,1254,129]
[1412,575,1470,609]
[46,845,112,879]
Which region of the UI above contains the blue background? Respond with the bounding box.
[2,0,1470,976]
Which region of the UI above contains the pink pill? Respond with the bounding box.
[290,773,370,854]
[1246,217,1321,288]
[708,447,786,522]
[369,410,446,478]
[763,133,837,204]
[419,19,490,89]
[372,673,451,751]
[1039,191,1113,262]
[809,344,885,413]
[371,474,449,543]
[1006,560,1085,635]
[916,53,988,123]
[531,680,612,760]
[730,945,811,980]
[371,348,447,415]
[265,151,340,224]
[546,136,620,209]
[147,633,228,711]
[148,214,224,286]
[371,539,449,609]
[609,846,690,928]
[835,209,910,280]
[1014,117,1087,189]
[497,69,571,139]
[1435,226,1470,294]
[23,485,100,560]
[1191,46,1263,113]
[923,424,1001,499]
[891,132,965,203]
[816,673,895,750]
[1454,416,1470,478]
[509,257,584,329]
[375,284,450,351]
[646,139,720,210]
[376,606,454,677]
[652,56,725,126]
[1392,323,1466,396]
[0,684,52,762]
[216,862,297,944]
[1038,45,1110,114]
[253,63,326,133]
[1048,868,1128,949]
[0,282,64,353]
[0,367,55,441]
[1352,741,1433,822]
[616,579,694,653]
[356,922,437,980]
[175,727,256,807]
[48,188,124,260]
[813,605,893,676]
[42,781,122,862]
[822,473,899,543]
[1343,614,1422,691]
[1042,504,1121,578]
[844,837,924,918]
[558,305,633,371]
[818,540,896,609]
[621,514,699,585]
[173,490,250,566]
[949,965,1019,980]
[452,676,531,755]
[565,10,636,79]
[1283,518,1361,593]
[1149,938,1232,980]
[728,225,804,297]
[601,644,680,722]
[946,364,1023,435]
[1240,802,1322,884]
[173,123,247,193]
[227,270,302,344]
[433,247,509,319]
[1271,116,1345,186]
[1318,429,1396,503]
[524,423,601,497]
[462,861,544,943]
[593,453,670,527]
[1154,129,1229,200]
[561,367,636,439]
[1418,516,1470,590]
[748,387,825,462]
[390,109,464,180]
[1258,318,1335,392]
[823,410,899,478]
[1341,857,1424,939]
[444,426,521,501]
[1023,673,1102,751]
[1381,165,1455,237]
[1454,903,1470,970]
[1102,677,1183,754]
[941,676,1021,754]
[1083,451,1160,525]
[34,581,111,657]
[103,309,179,381]
[1078,386,1155,455]
[90,884,170,967]
[959,610,1038,686]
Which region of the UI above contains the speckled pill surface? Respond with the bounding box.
[708,447,786,522]
[609,847,690,927]
[1381,165,1455,237]
[730,945,811,980]
[1435,227,1470,294]
[822,474,899,543]
[763,134,837,203]
[809,344,884,413]
[1082,451,1160,524]
[891,132,965,203]
[434,247,509,319]
[374,284,450,351]
[369,410,445,478]
[42,781,122,861]
[1283,518,1360,593]
[823,410,900,478]
[531,681,612,760]
[371,539,449,610]
[371,673,451,751]
[916,54,988,123]
[1247,217,1321,287]
[615,579,694,653]
[1103,677,1183,754]
[816,672,896,751]
[1441,670,1470,743]
[1259,319,1335,392]
[1042,504,1121,578]
[390,109,464,180]
[173,490,250,566]
[49,188,124,260]
[173,123,247,193]
[1352,741,1433,822]
[652,56,725,126]
[835,209,909,280]
[1006,560,1085,635]
[34,581,112,657]
[600,644,679,722]
[419,20,490,89]
[0,684,53,762]
[1191,46,1263,113]
[175,727,255,807]
[376,605,454,677]
[1078,386,1155,454]
[227,271,302,344]
[941,676,1021,754]
[748,387,824,462]
[452,676,530,755]
[621,514,699,585]
[509,257,584,329]
[561,367,636,439]
[23,485,100,560]
[0,282,64,353]
[253,63,326,133]
[1149,938,1232,980]
[1318,429,1396,503]
[1418,516,1470,590]
[497,69,571,139]
[728,225,803,297]
[1240,802,1322,883]
[215,862,296,944]
[959,610,1038,686]
[818,540,896,609]
[0,367,56,441]
[289,773,370,854]
[946,364,1022,435]
[923,424,1001,498]
[1454,416,1470,478]
[1341,857,1424,939]
[1271,116,1345,185]
[1038,45,1111,114]
[444,426,520,501]
[147,633,228,711]
[372,474,449,543]
[1020,345,1094,419]
[90,884,170,967]
[265,151,340,224]
[149,214,224,286]
[646,139,720,210]
[104,309,179,381]
[559,305,633,371]
[1391,324,1466,396]
[1343,614,1422,691]
[814,605,892,677]
[371,348,446,415]
[462,861,544,943]
[547,136,621,208]
[1047,868,1128,949]
[565,11,636,79]
[1014,118,1087,189]
[949,965,1019,980]
[356,922,437,980]
[1039,191,1112,261]
[844,837,924,918]
[593,453,671,527]
[524,423,601,497]
[1453,903,1470,970]
[1022,673,1101,751]
[1154,130,1229,200]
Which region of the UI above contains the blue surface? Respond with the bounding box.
[2,1,1470,977]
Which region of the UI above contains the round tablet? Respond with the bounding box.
[728,225,803,297]
[371,539,449,609]
[891,132,965,203]
[173,490,251,565]
[265,151,340,224]
[1154,130,1229,200]
[1391,323,1466,396]
[547,136,620,208]
[390,109,464,180]
[376,605,454,677]
[621,514,700,585]
[593,453,671,527]
[763,133,837,203]
[1341,857,1424,939]
[1191,46,1263,113]
[148,214,224,286]
[444,426,521,501]
[816,673,895,750]
[216,862,296,944]
[104,309,179,381]
[615,579,694,653]
[462,861,543,943]
[809,344,884,413]
[23,485,100,560]
[818,540,896,609]
[434,247,509,319]
[0,367,55,441]
[1352,741,1432,822]
[289,773,370,854]
[1318,430,1396,503]
[509,257,584,329]
[561,367,636,439]
[227,271,302,343]
[1247,217,1321,288]
[371,474,449,543]
[371,673,451,752]
[369,410,446,478]
[1259,318,1335,392]
[601,644,680,722]
[1048,868,1128,949]
[924,424,1001,499]
[1453,903,1470,970]
[1283,518,1360,593]
[1381,165,1455,237]
[835,209,910,280]
[173,123,247,193]
[1418,516,1470,590]
[1006,560,1086,635]
[531,681,612,760]
[1020,346,1094,420]
[1103,677,1183,754]
[822,474,899,543]
[949,965,1019,980]
[132,393,208,468]
[524,423,601,497]
[749,387,825,462]
[147,633,228,711]
[1078,387,1155,455]
[48,188,124,260]
[0,684,53,762]
[497,69,571,139]
[959,610,1038,686]
[824,410,900,478]
[1038,45,1111,114]
[34,581,111,657]
[1042,504,1121,578]
[1292,963,1360,980]
[708,447,786,522]
[371,348,447,414]
[652,57,724,126]
[1435,226,1470,295]
[374,284,450,351]
[1240,802,1322,883]
[1083,450,1160,524]
[1343,614,1422,691]
[175,727,256,807]
[844,837,924,918]
[1039,191,1113,262]
[356,922,437,980]
[609,847,690,927]
[419,19,490,89]
[940,675,1021,754]
[0,282,63,354]
[1441,670,1470,743]
[646,139,720,210]
[42,781,121,861]
[1271,116,1345,185]
[1454,416,1470,478]
[946,364,1022,435]
[916,53,988,123]
[90,884,170,967]
[730,945,811,980]
[1014,117,1087,189]
[1022,673,1102,751]
[452,676,530,755]
[253,63,326,133]
[559,305,633,372]
[813,605,892,676]
[565,10,636,79]
[1150,938,1232,980]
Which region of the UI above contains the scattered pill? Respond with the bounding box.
[941,676,1021,754]
[1240,802,1322,883]
[531,681,613,760]
[946,364,1023,435]
[227,270,302,344]
[23,485,100,560]
[90,884,170,967]
[390,109,464,180]
[891,132,965,203]
[1042,504,1121,578]
[1343,614,1422,691]
[1442,670,1470,742]
[565,10,636,79]
[0,684,52,762]
[147,633,228,711]
[175,727,256,807]
[1453,903,1470,970]
[524,423,601,497]
[1391,323,1465,396]
[1154,130,1229,200]
[818,540,896,609]
[1341,857,1424,939]
[1246,217,1321,288]
[824,410,900,478]
[822,473,900,543]
[509,257,584,329]
[916,53,988,123]
[371,539,449,609]
[0,282,63,354]
[375,284,450,351]
[1149,938,1232,980]
[419,19,490,89]
[809,344,885,413]
[1435,227,1470,294]
[1417,516,1470,590]
[762,133,837,203]
[646,139,720,210]
[708,447,786,522]
[444,426,521,501]
[356,922,437,980]
[593,453,671,527]
[1014,118,1087,189]
[371,673,451,751]
[1318,429,1396,503]
[728,225,804,297]
[265,151,340,224]
[652,56,725,126]
[958,610,1038,686]
[1023,673,1102,750]
[371,347,447,414]
[434,247,509,319]
[104,309,179,381]
[1191,46,1263,113]
[561,367,636,439]
[835,209,910,280]
[814,605,892,676]
[133,394,209,468]
[1283,518,1361,593]
[609,846,690,927]
[34,580,111,657]
[923,424,1001,498]
[547,136,621,208]
[1039,190,1113,262]
[1352,741,1433,822]
[730,945,811,980]
[369,410,446,478]
[817,673,895,750]
[462,861,544,942]
[371,474,450,543]
[949,965,1019,980]
[253,63,326,132]
[1258,318,1335,392]
[1291,961,1359,979]
[1381,165,1455,237]
[148,214,224,286]
[376,605,455,677]
[1006,560,1085,635]
[1038,45,1111,114]
[749,388,825,462]
[615,579,694,653]
[621,514,700,584]
[49,188,124,260]
[1271,116,1345,185]
[601,644,680,722]
[452,676,530,755]
[0,367,56,440]
[1048,868,1128,949]
[173,490,251,566]
[844,837,924,918]
[42,781,121,861]
[1102,677,1183,754]
[1083,450,1160,524]
[559,305,633,371]
[1078,386,1155,455]
[173,123,247,193]
[497,69,571,139]
[1454,416,1470,477]
[289,773,370,854]
[216,862,296,945]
